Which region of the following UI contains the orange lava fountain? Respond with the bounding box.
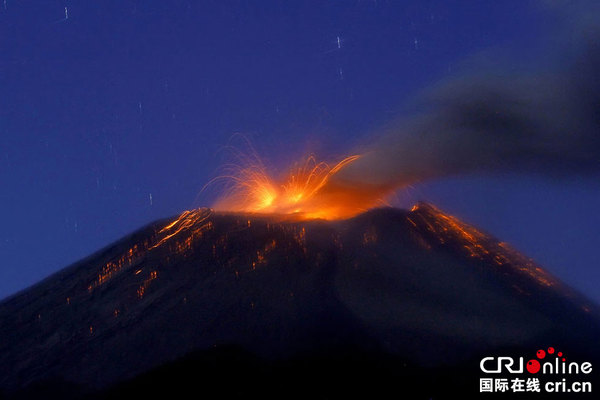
[210,153,375,220]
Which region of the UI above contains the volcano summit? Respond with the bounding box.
[0,203,598,399]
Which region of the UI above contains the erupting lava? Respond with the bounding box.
[210,153,376,220]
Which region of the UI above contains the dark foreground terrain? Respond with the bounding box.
[0,203,598,399]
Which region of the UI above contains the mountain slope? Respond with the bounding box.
[0,203,598,398]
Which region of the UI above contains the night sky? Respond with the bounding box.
[1,1,599,303]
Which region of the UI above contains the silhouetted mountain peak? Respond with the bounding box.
[0,204,598,398]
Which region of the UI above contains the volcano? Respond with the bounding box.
[0,203,598,399]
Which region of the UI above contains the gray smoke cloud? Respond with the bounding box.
[327,3,600,205]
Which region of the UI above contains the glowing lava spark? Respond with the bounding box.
[210,153,364,220]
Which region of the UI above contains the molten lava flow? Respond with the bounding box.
[409,202,558,289]
[149,209,212,250]
[211,153,376,220]
[87,209,213,293]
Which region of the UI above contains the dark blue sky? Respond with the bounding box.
[1,1,598,303]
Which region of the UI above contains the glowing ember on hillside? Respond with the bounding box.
[209,153,372,220]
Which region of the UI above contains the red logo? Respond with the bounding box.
[527,359,541,373]
[526,347,566,374]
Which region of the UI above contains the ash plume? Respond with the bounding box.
[328,5,600,207]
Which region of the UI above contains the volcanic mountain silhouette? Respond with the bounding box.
[0,203,598,399]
